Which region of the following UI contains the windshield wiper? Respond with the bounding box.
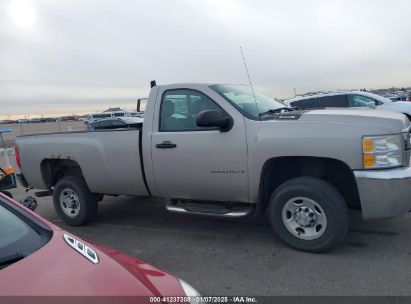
[0,252,26,269]
[259,107,298,117]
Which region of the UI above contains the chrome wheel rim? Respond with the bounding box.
[282,196,327,240]
[59,188,81,217]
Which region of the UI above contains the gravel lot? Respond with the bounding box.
[3,123,411,296]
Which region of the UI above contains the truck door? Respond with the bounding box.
[150,86,249,203]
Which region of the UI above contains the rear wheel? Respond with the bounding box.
[53,176,98,226]
[268,177,349,253]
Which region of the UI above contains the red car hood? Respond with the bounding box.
[0,197,184,296]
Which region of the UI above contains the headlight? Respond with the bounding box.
[362,134,403,169]
[178,279,201,303]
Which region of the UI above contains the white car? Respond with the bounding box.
[86,116,143,131]
[285,91,411,119]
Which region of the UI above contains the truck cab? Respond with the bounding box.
[144,84,250,203]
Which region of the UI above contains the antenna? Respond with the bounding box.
[240,47,259,116]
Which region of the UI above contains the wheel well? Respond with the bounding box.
[255,156,361,216]
[41,159,84,189]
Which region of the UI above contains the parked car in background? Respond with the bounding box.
[87,111,129,124]
[110,111,128,118]
[126,99,148,118]
[0,120,18,124]
[87,117,143,131]
[285,91,411,119]
[385,92,407,101]
[0,193,199,297]
[61,116,77,122]
[407,92,411,102]
[387,95,402,102]
[87,112,112,124]
[78,116,89,123]
[15,82,411,253]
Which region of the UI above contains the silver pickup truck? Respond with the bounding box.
[15,82,411,252]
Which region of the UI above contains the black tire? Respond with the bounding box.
[268,176,349,253]
[53,176,98,226]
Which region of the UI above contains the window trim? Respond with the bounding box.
[159,88,232,132]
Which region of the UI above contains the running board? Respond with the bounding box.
[34,190,53,197]
[166,200,254,218]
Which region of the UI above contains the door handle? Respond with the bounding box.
[156,141,177,149]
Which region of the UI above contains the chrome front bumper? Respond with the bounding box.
[354,166,411,220]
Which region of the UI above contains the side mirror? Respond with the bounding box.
[137,98,147,112]
[366,101,376,109]
[196,110,233,132]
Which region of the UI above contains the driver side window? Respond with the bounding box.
[160,89,223,132]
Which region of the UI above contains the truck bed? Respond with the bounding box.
[16,128,149,197]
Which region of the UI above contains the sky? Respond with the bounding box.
[1,0,410,119]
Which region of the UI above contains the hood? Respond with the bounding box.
[0,229,184,296]
[297,108,409,133]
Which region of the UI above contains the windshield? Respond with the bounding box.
[0,200,51,270]
[210,84,286,119]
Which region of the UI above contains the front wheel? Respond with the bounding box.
[268,177,349,253]
[53,176,98,226]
